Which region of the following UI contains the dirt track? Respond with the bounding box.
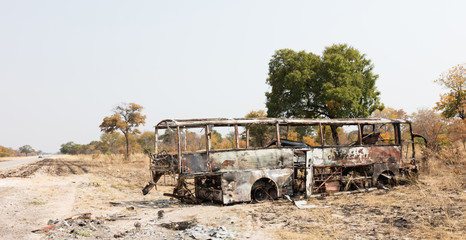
[0,156,465,239]
[0,158,91,178]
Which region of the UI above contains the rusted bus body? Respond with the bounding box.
[298,145,404,195]
[145,118,420,204]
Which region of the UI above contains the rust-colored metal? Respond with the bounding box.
[275,122,281,147]
[358,123,363,145]
[319,123,324,146]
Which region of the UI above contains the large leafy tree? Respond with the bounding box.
[60,141,81,154]
[266,44,383,119]
[19,145,34,156]
[99,103,146,159]
[100,132,123,154]
[266,44,383,144]
[434,64,465,120]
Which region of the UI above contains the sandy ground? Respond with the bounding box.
[0,155,465,239]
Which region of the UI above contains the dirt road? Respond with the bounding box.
[0,155,464,239]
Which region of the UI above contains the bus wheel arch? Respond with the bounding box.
[376,170,396,188]
[251,178,278,203]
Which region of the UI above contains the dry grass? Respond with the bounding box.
[6,150,463,239]
[67,153,151,189]
[66,149,466,239]
[231,145,466,239]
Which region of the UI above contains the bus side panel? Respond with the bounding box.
[181,153,208,173]
[311,146,401,167]
[221,169,294,204]
[210,148,294,171]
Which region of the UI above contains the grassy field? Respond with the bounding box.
[68,149,466,239]
[1,149,464,239]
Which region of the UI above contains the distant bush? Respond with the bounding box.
[0,145,17,157]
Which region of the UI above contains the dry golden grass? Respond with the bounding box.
[242,145,466,239]
[67,153,151,188]
[32,149,466,239]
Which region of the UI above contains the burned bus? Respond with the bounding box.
[142,118,421,204]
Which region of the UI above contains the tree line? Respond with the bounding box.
[0,144,42,157]
[57,44,464,157]
[58,106,465,157]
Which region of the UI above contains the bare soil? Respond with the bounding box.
[0,154,465,239]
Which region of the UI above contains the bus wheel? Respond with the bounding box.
[252,187,269,203]
[251,178,277,203]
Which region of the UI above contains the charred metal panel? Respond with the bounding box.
[221,169,293,204]
[306,148,323,165]
[309,146,401,167]
[210,148,294,171]
[195,175,223,202]
[367,146,401,164]
[373,162,399,179]
[181,153,208,173]
[305,165,313,198]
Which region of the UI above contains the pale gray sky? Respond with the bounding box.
[1,1,465,153]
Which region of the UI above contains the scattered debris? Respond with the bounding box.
[184,224,233,239]
[106,213,140,221]
[32,212,91,233]
[109,201,122,206]
[134,221,141,231]
[157,210,164,219]
[293,200,330,209]
[160,220,196,230]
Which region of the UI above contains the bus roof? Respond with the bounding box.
[154,118,411,129]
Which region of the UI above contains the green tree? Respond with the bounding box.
[158,128,177,152]
[434,64,465,120]
[265,44,383,144]
[100,132,123,154]
[244,110,272,147]
[266,44,383,119]
[210,130,223,150]
[60,141,81,154]
[137,131,155,153]
[99,103,146,159]
[19,145,34,156]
